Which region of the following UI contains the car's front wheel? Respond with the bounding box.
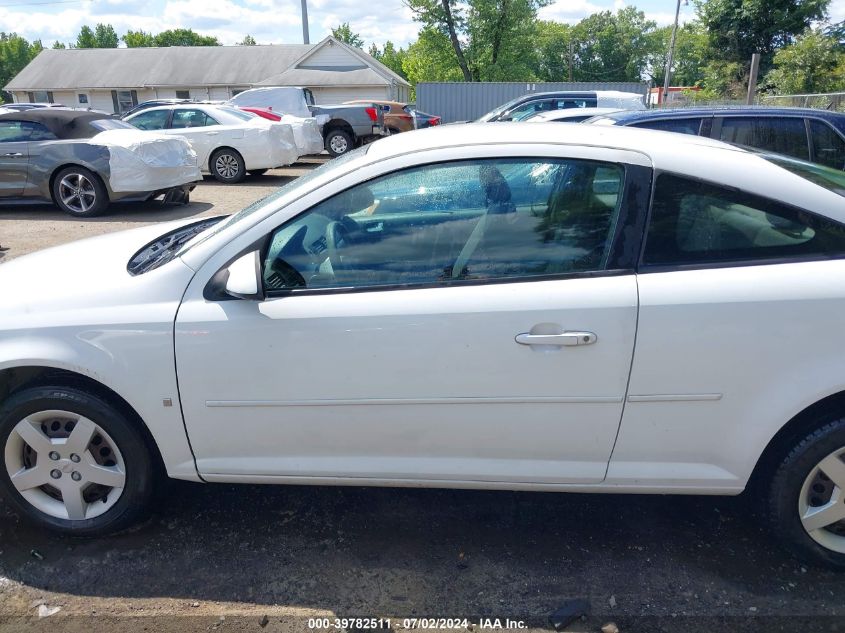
[0,386,156,536]
[210,148,246,183]
[768,419,845,569]
[52,166,109,217]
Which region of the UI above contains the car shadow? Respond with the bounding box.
[0,201,215,224]
[1,481,842,622]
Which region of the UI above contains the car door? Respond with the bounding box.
[0,120,32,196]
[175,147,650,484]
[167,108,224,168]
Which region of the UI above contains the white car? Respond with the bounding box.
[124,104,299,183]
[2,124,845,568]
[525,107,624,123]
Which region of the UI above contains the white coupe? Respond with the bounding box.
[2,124,845,569]
[124,104,299,183]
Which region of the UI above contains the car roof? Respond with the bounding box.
[530,107,624,121]
[364,122,844,213]
[600,106,845,125]
[0,109,113,139]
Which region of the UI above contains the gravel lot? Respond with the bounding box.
[1,159,844,633]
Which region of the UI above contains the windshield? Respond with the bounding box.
[764,155,845,198]
[179,145,371,256]
[90,119,136,131]
[476,96,525,122]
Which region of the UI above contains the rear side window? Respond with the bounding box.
[810,120,845,170]
[0,121,57,142]
[171,109,218,128]
[642,173,845,267]
[719,117,809,161]
[633,118,702,136]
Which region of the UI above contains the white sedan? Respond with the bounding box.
[2,124,845,569]
[124,104,298,183]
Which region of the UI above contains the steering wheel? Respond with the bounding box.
[325,220,351,273]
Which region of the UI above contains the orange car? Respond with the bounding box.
[344,100,440,134]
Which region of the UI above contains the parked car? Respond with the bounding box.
[525,107,624,123]
[122,99,194,118]
[3,123,845,569]
[1,103,67,111]
[124,104,299,183]
[477,90,646,122]
[585,107,845,171]
[228,87,387,157]
[344,100,441,134]
[0,109,199,217]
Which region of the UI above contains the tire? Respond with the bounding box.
[51,166,109,217]
[210,148,246,183]
[325,129,354,157]
[0,386,156,536]
[249,169,269,177]
[767,419,845,569]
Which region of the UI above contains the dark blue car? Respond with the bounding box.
[586,107,845,171]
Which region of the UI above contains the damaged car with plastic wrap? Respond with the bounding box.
[0,109,201,217]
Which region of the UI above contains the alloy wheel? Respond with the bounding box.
[58,173,97,214]
[4,410,126,521]
[798,447,845,553]
[215,154,240,179]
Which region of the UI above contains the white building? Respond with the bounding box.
[5,36,411,113]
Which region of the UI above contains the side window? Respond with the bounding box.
[0,121,32,142]
[554,99,592,110]
[171,109,218,129]
[642,173,845,266]
[507,101,551,121]
[128,110,169,131]
[262,158,625,293]
[810,120,845,171]
[719,117,809,161]
[26,122,57,141]
[634,118,702,136]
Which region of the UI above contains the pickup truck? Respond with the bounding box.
[227,87,388,157]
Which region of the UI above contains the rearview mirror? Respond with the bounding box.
[224,251,262,300]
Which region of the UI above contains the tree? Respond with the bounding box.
[51,41,66,49]
[122,30,155,47]
[0,33,43,102]
[647,20,709,87]
[570,7,658,82]
[530,20,573,82]
[331,23,364,48]
[406,0,548,81]
[152,29,219,47]
[75,25,97,49]
[765,28,845,94]
[240,34,257,46]
[695,0,830,75]
[402,26,464,85]
[368,41,408,79]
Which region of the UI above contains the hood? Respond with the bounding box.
[0,219,201,328]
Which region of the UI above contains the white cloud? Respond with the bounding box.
[830,0,845,23]
[538,0,605,24]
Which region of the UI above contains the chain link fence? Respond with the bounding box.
[760,92,845,112]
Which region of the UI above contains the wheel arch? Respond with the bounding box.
[0,364,166,477]
[323,120,355,139]
[749,389,845,490]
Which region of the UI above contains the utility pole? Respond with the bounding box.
[300,0,310,44]
[746,53,761,105]
[661,0,683,105]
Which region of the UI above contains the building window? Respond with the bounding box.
[111,90,138,114]
[27,90,53,103]
[78,94,89,104]
[175,90,190,100]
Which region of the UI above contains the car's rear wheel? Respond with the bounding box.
[52,166,108,217]
[210,148,246,183]
[768,420,845,569]
[0,386,156,536]
[325,129,354,157]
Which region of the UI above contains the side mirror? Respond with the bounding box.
[224,250,263,300]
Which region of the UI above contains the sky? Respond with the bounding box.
[1,0,844,49]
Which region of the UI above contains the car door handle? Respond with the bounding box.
[515,332,597,346]
[206,131,219,136]
[2,152,23,157]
